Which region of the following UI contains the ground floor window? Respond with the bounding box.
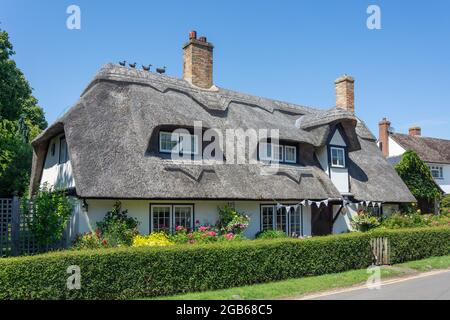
[261,204,303,236]
[150,204,194,232]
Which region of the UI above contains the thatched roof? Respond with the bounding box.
[391,133,450,164]
[30,64,415,202]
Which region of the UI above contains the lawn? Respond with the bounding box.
[154,255,450,300]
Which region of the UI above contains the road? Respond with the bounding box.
[303,270,450,300]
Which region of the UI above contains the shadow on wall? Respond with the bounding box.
[55,164,74,190]
[347,158,368,183]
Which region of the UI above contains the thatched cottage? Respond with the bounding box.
[30,31,415,239]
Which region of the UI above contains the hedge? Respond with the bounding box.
[0,227,449,299]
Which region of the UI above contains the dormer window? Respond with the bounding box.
[260,143,297,164]
[330,147,346,168]
[159,131,199,155]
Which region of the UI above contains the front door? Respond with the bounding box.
[311,205,333,236]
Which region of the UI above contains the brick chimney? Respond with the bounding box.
[335,75,355,113]
[182,31,214,89]
[409,126,421,137]
[378,117,391,157]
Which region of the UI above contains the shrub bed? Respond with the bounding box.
[1,227,449,299]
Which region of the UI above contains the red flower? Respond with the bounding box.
[207,231,217,237]
[102,239,108,246]
[199,226,209,232]
[224,233,234,240]
[175,225,184,231]
[187,233,193,239]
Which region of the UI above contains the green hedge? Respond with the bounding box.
[0,227,449,299]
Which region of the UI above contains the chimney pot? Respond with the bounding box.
[409,126,421,137]
[199,36,207,42]
[335,75,355,113]
[189,31,197,40]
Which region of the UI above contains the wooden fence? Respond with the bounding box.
[0,196,67,257]
[370,237,390,265]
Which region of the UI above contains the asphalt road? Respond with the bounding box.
[308,270,450,300]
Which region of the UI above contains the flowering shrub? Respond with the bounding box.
[378,212,450,229]
[217,205,250,234]
[73,230,110,250]
[351,211,380,232]
[97,201,139,246]
[132,232,174,247]
[169,225,246,245]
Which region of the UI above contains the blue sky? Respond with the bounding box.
[1,0,449,139]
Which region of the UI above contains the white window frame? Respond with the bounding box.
[159,131,199,155]
[330,147,346,168]
[260,143,298,164]
[151,205,172,232]
[284,146,297,164]
[261,205,302,236]
[429,165,444,179]
[173,205,194,230]
[159,131,179,153]
[261,205,275,230]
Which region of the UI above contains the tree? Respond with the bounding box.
[395,150,442,213]
[0,27,47,195]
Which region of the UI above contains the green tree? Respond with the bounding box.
[395,150,441,213]
[0,27,47,195]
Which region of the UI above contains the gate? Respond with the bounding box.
[370,237,390,265]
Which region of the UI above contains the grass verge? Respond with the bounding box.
[154,255,450,300]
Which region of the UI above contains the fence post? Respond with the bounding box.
[11,194,20,256]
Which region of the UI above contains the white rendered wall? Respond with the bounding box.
[388,136,406,157]
[76,199,317,239]
[40,134,75,189]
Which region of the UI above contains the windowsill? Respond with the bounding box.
[331,165,346,169]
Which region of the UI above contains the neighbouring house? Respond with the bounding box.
[378,119,450,195]
[29,31,415,240]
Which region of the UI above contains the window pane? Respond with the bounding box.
[276,208,287,233]
[174,206,192,230]
[160,132,178,153]
[153,206,170,232]
[262,206,274,230]
[59,138,68,164]
[285,146,296,163]
[289,207,301,236]
[331,147,345,167]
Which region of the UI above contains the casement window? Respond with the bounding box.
[150,204,193,232]
[259,143,297,164]
[261,205,274,230]
[59,137,69,164]
[173,205,193,230]
[159,131,198,155]
[261,205,302,235]
[284,146,297,163]
[429,165,444,179]
[330,147,345,168]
